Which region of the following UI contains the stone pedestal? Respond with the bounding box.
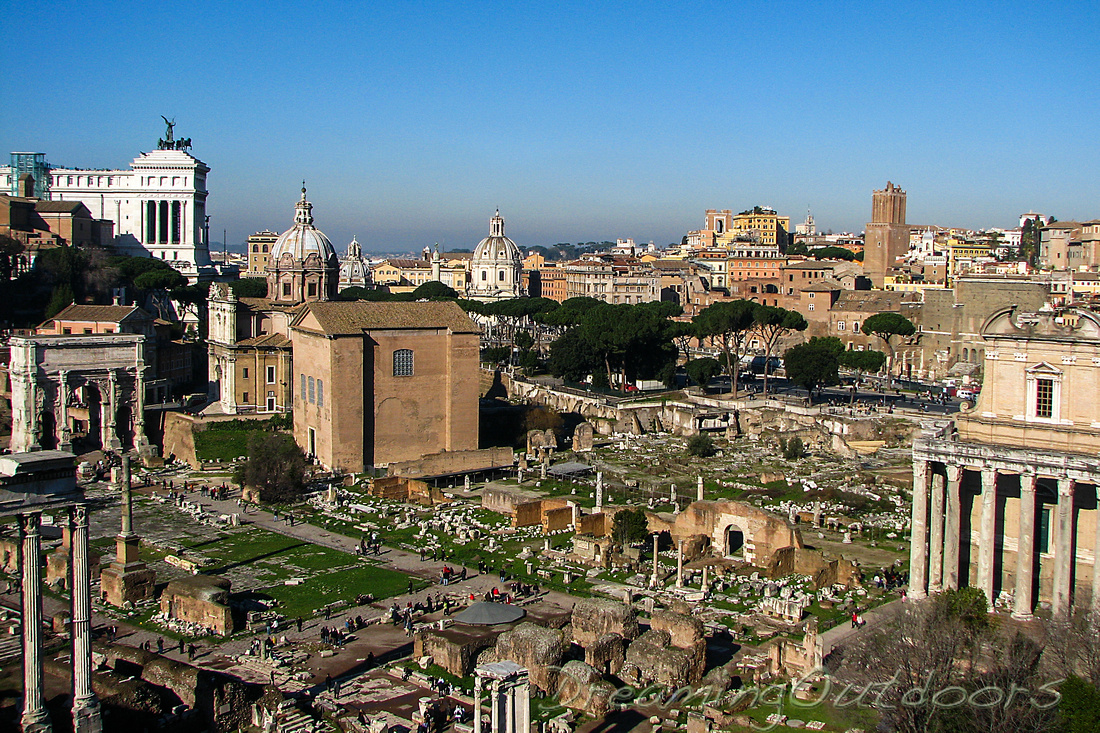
[100,542,156,606]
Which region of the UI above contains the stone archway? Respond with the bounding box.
[724,524,746,557]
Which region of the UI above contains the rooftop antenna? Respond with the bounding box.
[223,229,227,264]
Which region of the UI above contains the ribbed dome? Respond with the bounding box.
[473,210,521,263]
[270,186,337,263]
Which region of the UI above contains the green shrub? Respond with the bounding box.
[687,434,717,457]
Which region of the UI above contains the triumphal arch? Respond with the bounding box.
[9,334,150,455]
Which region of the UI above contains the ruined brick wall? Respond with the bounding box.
[414,630,496,677]
[387,446,513,478]
[577,513,611,537]
[160,578,234,636]
[481,486,538,515]
[571,597,638,647]
[162,412,199,468]
[543,506,574,533]
[492,622,567,693]
[514,501,544,527]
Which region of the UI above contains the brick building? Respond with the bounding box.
[289,300,480,472]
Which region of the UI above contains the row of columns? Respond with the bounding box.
[472,666,530,733]
[909,460,1100,619]
[144,200,183,245]
[19,508,101,732]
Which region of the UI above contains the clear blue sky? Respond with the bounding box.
[3,1,1098,253]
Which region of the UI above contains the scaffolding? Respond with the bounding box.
[9,152,51,199]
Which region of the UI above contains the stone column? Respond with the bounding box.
[490,678,500,733]
[71,505,101,732]
[19,512,51,733]
[1093,485,1100,616]
[676,539,684,588]
[943,465,963,590]
[503,677,514,733]
[651,533,659,587]
[929,473,945,593]
[58,370,72,452]
[517,676,530,733]
[1053,477,1077,616]
[133,359,147,450]
[120,455,133,537]
[977,468,998,606]
[1013,474,1037,620]
[473,676,482,733]
[697,475,704,502]
[595,472,603,512]
[28,377,41,450]
[908,460,930,599]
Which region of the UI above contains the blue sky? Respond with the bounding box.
[3,1,1098,253]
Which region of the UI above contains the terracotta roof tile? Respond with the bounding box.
[46,304,150,324]
[293,300,480,336]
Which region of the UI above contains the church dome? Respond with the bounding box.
[270,186,337,263]
[473,210,521,263]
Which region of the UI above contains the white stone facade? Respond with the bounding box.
[0,149,214,275]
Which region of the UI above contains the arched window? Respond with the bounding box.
[393,349,414,377]
[262,245,268,253]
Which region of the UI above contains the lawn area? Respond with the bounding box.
[178,526,417,618]
[192,417,288,462]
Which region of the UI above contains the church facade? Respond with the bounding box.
[466,210,525,301]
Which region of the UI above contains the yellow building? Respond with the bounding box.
[246,230,279,275]
[731,207,791,248]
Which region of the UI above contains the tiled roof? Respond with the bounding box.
[294,300,480,336]
[237,333,291,348]
[33,200,90,214]
[832,290,907,312]
[47,304,149,323]
[802,279,845,291]
[238,297,308,314]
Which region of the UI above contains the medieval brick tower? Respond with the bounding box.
[864,182,908,288]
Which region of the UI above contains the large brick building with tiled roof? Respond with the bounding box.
[289,300,480,471]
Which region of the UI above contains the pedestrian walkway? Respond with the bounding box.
[818,597,902,658]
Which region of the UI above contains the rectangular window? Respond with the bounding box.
[317,379,323,407]
[266,365,276,384]
[393,349,414,376]
[283,283,291,296]
[308,376,315,404]
[1038,506,1051,554]
[243,367,249,379]
[243,392,249,403]
[301,374,306,401]
[1035,378,1054,418]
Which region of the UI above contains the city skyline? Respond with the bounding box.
[4,0,1098,253]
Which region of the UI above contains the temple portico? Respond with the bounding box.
[909,431,1100,618]
[1,450,100,733]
